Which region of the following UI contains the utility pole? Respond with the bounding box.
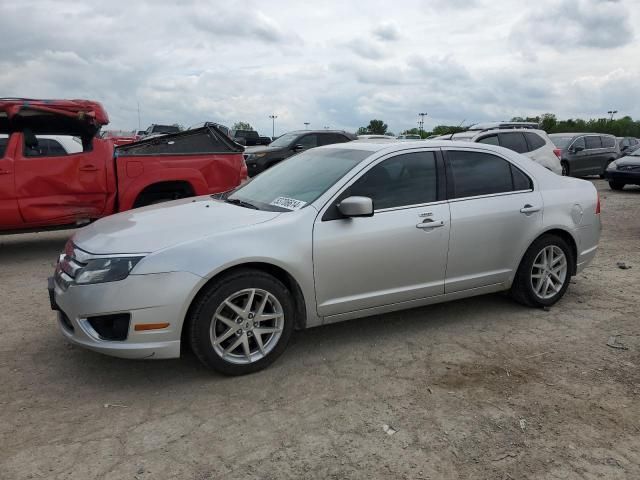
[607,110,618,121]
[418,112,428,137]
[304,122,310,129]
[269,114,278,137]
[137,101,141,132]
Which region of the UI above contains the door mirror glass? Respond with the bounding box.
[338,196,373,217]
[572,145,584,153]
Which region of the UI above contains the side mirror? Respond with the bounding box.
[292,144,305,152]
[572,145,584,153]
[338,196,374,218]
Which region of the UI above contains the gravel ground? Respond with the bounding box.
[1,179,639,479]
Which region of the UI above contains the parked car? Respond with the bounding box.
[604,145,640,190]
[616,136,639,156]
[397,134,421,140]
[49,140,600,375]
[446,127,562,175]
[143,124,181,137]
[101,130,138,147]
[549,133,619,177]
[0,99,247,233]
[230,129,261,146]
[358,135,395,140]
[243,129,356,176]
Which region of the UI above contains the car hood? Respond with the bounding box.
[616,155,640,166]
[243,145,284,155]
[72,196,281,254]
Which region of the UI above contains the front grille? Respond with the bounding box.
[87,314,131,341]
[55,244,89,290]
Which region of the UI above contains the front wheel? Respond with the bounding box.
[609,181,625,191]
[561,161,569,176]
[511,234,574,307]
[188,269,295,375]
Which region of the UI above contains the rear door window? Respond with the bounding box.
[498,132,528,153]
[319,133,350,146]
[585,136,602,149]
[524,132,546,151]
[447,150,531,199]
[298,134,319,148]
[477,134,499,146]
[24,137,69,157]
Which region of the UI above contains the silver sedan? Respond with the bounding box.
[50,141,601,375]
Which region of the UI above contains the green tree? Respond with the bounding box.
[539,113,557,132]
[364,119,388,135]
[356,126,369,135]
[232,121,254,131]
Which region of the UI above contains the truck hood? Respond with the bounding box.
[72,196,281,254]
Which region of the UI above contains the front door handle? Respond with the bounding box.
[520,204,541,214]
[416,219,445,230]
[79,165,98,172]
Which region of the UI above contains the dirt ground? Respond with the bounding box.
[1,179,639,479]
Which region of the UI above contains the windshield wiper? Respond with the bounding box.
[224,198,260,210]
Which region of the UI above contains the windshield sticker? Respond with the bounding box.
[270,196,307,210]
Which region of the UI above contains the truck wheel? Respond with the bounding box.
[188,269,295,375]
[510,234,574,308]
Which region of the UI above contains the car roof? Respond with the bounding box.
[320,139,511,154]
[549,132,614,137]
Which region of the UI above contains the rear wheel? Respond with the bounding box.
[188,269,294,375]
[609,181,625,191]
[561,161,569,176]
[511,234,574,307]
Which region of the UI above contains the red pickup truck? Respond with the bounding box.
[0,99,247,233]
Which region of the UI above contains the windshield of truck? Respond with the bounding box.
[0,134,7,158]
[227,148,370,211]
[152,125,180,134]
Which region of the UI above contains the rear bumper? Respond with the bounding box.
[50,271,202,360]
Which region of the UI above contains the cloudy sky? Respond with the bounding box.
[1,0,638,135]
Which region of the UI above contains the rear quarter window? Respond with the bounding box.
[498,132,528,153]
[477,134,499,146]
[524,132,546,151]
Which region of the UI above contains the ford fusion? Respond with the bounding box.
[50,141,601,375]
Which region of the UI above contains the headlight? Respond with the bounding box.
[607,161,618,170]
[75,257,144,285]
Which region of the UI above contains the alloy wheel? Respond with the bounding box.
[210,288,284,365]
[530,246,568,300]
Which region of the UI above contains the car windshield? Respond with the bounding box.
[269,133,300,148]
[630,146,640,156]
[228,148,371,211]
[549,135,573,148]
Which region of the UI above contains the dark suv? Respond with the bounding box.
[243,130,356,176]
[548,133,619,177]
[616,136,639,156]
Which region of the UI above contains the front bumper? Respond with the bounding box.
[604,169,640,184]
[49,271,203,359]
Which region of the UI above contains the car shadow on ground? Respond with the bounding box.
[46,292,525,389]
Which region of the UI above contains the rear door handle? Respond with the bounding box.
[79,165,98,172]
[520,204,541,214]
[416,219,445,230]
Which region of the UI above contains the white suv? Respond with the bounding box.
[439,126,562,175]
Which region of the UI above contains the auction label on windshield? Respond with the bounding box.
[270,196,307,210]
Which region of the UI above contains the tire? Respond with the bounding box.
[188,269,295,375]
[561,161,569,176]
[609,181,625,191]
[510,234,575,308]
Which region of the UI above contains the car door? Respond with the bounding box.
[14,133,110,224]
[568,136,588,175]
[319,133,350,147]
[583,135,603,174]
[0,134,23,227]
[443,148,542,292]
[313,149,450,317]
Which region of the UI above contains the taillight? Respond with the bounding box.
[553,148,561,159]
[596,192,601,214]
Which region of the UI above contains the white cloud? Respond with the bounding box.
[0,0,638,135]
